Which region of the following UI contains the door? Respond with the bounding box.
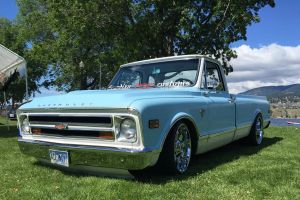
[201,60,236,149]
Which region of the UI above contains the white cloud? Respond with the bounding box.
[227,44,300,93]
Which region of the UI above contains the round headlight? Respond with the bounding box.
[21,117,30,134]
[118,118,137,141]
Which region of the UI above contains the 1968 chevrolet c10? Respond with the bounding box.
[17,55,271,174]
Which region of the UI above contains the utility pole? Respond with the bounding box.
[99,64,102,89]
[3,91,9,131]
[25,62,29,100]
[79,61,84,90]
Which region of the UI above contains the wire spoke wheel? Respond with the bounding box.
[255,118,263,144]
[173,123,192,173]
[247,115,264,146]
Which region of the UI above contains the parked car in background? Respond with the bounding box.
[17,55,271,175]
[4,104,19,120]
[7,108,17,119]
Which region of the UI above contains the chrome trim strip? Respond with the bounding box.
[195,57,205,88]
[233,124,252,141]
[201,126,236,136]
[18,108,130,114]
[207,128,235,139]
[30,124,114,132]
[27,113,113,117]
[236,124,252,129]
[30,121,113,128]
[196,128,235,154]
[34,134,115,141]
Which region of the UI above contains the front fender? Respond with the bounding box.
[160,112,199,150]
[129,97,205,152]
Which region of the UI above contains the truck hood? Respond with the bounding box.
[19,88,198,110]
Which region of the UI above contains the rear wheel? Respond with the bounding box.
[157,122,192,174]
[248,115,264,145]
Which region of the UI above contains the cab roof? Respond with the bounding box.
[120,54,221,68]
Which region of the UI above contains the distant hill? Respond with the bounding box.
[240,84,300,100]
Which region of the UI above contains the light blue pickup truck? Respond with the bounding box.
[17,55,270,174]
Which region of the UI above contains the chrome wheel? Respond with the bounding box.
[255,118,263,145]
[173,123,192,173]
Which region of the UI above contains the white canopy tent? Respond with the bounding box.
[0,44,28,100]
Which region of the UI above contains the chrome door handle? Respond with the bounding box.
[228,99,235,103]
[203,91,209,97]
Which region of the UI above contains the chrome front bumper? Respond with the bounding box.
[18,138,160,170]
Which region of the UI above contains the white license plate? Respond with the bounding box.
[49,150,69,167]
[9,114,15,117]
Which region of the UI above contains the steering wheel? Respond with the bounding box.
[174,78,193,85]
[174,78,194,85]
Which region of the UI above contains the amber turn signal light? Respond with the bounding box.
[149,119,159,129]
[98,132,114,140]
[32,128,42,135]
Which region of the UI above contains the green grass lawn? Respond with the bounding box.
[0,120,299,200]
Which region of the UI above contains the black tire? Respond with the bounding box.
[156,122,192,174]
[247,115,264,146]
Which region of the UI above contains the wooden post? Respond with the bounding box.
[3,91,9,131]
[25,62,29,100]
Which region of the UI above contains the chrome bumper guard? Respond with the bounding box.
[18,138,160,170]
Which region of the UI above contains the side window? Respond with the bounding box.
[203,61,225,91]
[118,70,141,86]
[148,76,155,84]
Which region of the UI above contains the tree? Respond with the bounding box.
[16,0,275,91]
[17,0,127,91]
[0,18,24,52]
[0,92,4,109]
[120,0,275,73]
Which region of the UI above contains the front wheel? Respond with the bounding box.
[248,115,264,145]
[157,122,192,174]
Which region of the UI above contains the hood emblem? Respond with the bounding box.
[55,123,68,130]
[38,102,93,107]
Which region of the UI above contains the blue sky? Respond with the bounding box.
[0,0,18,20]
[232,0,300,47]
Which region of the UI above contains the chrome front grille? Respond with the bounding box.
[29,116,112,127]
[27,114,114,140]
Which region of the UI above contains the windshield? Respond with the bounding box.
[109,59,199,89]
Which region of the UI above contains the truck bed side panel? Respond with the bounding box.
[234,94,270,140]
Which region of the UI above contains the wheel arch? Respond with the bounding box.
[247,110,264,146]
[161,113,199,155]
[253,109,264,125]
